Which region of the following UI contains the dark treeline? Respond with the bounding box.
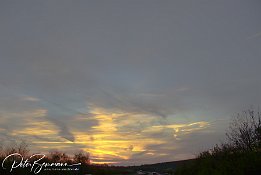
[174,109,261,175]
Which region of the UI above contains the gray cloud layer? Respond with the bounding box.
[0,0,261,165]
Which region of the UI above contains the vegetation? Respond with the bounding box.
[175,109,261,175]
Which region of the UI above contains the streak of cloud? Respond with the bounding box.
[247,31,261,40]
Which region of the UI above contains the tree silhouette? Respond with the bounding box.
[73,150,90,165]
[226,109,261,151]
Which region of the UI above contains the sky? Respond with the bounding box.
[0,0,261,165]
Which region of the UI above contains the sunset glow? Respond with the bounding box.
[0,0,260,166]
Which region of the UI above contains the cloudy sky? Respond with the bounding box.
[0,0,261,165]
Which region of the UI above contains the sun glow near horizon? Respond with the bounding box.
[10,106,211,165]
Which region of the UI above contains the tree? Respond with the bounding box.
[3,140,29,157]
[226,109,261,151]
[73,150,90,165]
[48,150,70,163]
